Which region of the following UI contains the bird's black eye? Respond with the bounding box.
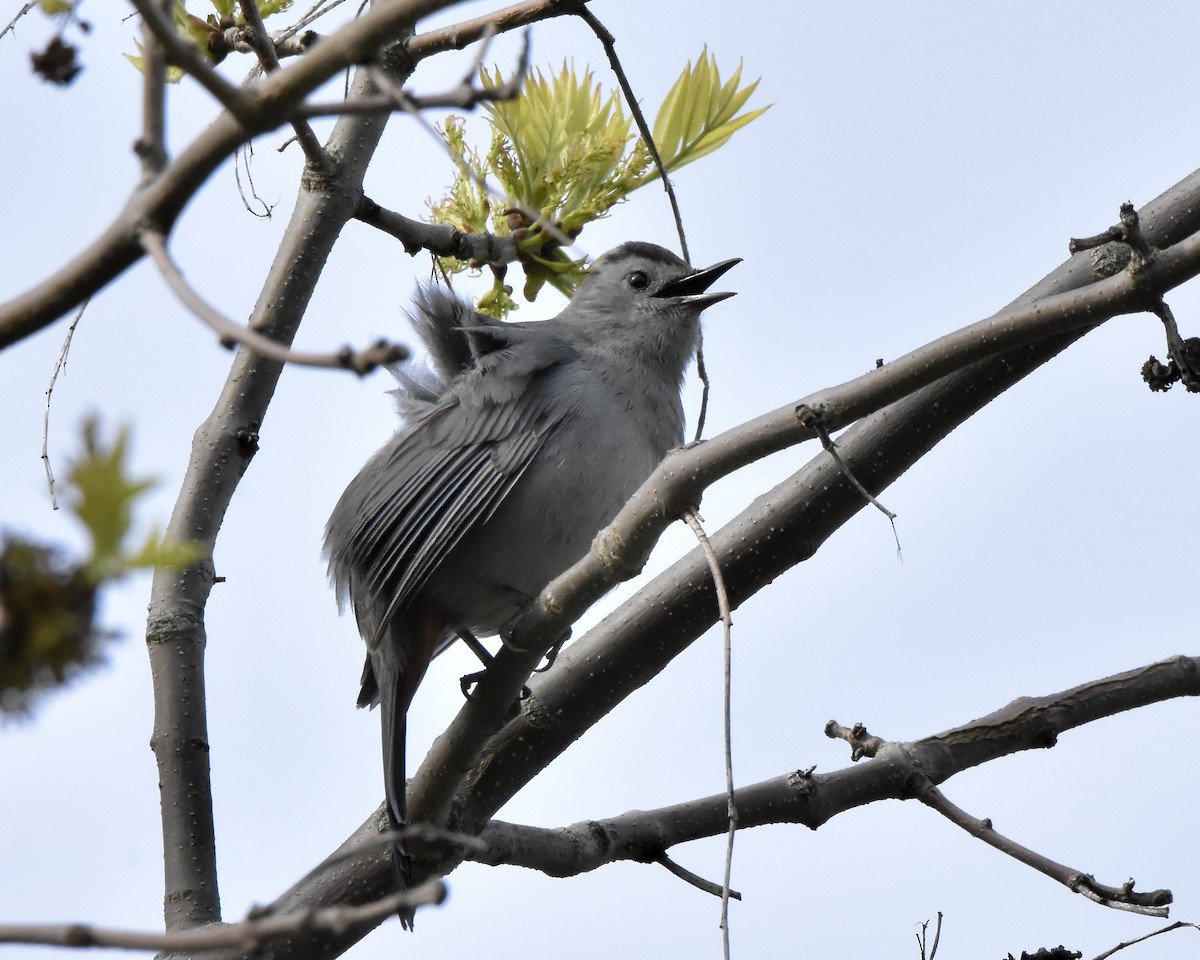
[627,270,650,290]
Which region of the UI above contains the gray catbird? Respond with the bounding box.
[324,241,738,921]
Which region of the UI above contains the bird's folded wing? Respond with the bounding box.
[327,335,575,649]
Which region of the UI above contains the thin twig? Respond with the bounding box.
[917,781,1172,918]
[915,912,943,960]
[239,0,330,169]
[577,6,708,442]
[0,2,36,42]
[41,300,87,509]
[140,230,407,375]
[655,853,742,901]
[682,508,736,960]
[1091,921,1200,960]
[233,141,275,219]
[300,28,528,116]
[137,0,170,180]
[0,881,445,952]
[275,0,348,42]
[1069,202,1156,265]
[692,330,710,442]
[576,5,689,263]
[825,720,885,761]
[803,409,902,557]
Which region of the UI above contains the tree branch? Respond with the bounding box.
[140,228,408,374]
[143,49,410,933]
[247,166,1200,947]
[127,0,250,121]
[260,654,1198,950]
[0,882,444,952]
[239,0,331,168]
[187,157,1200,960]
[407,0,581,59]
[466,657,1198,885]
[0,0,574,349]
[408,187,1200,836]
[0,2,37,42]
[136,0,170,180]
[354,196,519,264]
[916,782,1170,917]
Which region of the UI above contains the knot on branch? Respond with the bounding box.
[825,720,884,760]
[1069,201,1155,273]
[591,526,640,580]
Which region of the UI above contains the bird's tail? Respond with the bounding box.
[380,669,415,930]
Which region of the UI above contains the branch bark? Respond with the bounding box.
[143,51,408,933]
[466,656,1198,883]
[233,163,1200,956]
[408,169,1200,837]
[0,0,572,349]
[138,0,583,937]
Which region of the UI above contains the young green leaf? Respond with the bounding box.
[428,52,766,313]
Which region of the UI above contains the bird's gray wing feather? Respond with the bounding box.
[325,318,575,652]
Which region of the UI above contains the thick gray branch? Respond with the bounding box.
[144,55,406,932]
[408,167,1200,834]
[468,656,1198,887]
[243,165,1200,956]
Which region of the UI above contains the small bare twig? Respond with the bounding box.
[41,300,87,509]
[136,0,170,180]
[916,912,943,960]
[801,406,902,556]
[917,781,1172,918]
[825,720,885,761]
[682,508,736,960]
[1091,921,1200,960]
[692,332,711,442]
[233,141,276,219]
[239,0,330,169]
[0,881,445,952]
[355,196,517,264]
[576,5,689,264]
[655,853,742,901]
[223,24,321,60]
[832,717,1174,918]
[1069,202,1154,259]
[276,0,347,42]
[299,29,527,116]
[0,2,36,42]
[140,230,407,375]
[1068,224,1125,253]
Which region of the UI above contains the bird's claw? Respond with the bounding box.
[459,669,530,706]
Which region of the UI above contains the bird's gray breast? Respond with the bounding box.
[421,357,684,633]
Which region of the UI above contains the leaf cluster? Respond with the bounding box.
[0,422,199,715]
[428,49,768,316]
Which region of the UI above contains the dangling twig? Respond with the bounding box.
[41,300,88,509]
[682,508,736,960]
[575,6,689,264]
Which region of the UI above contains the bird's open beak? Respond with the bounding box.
[653,258,741,309]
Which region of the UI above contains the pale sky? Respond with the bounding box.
[2,3,1198,958]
